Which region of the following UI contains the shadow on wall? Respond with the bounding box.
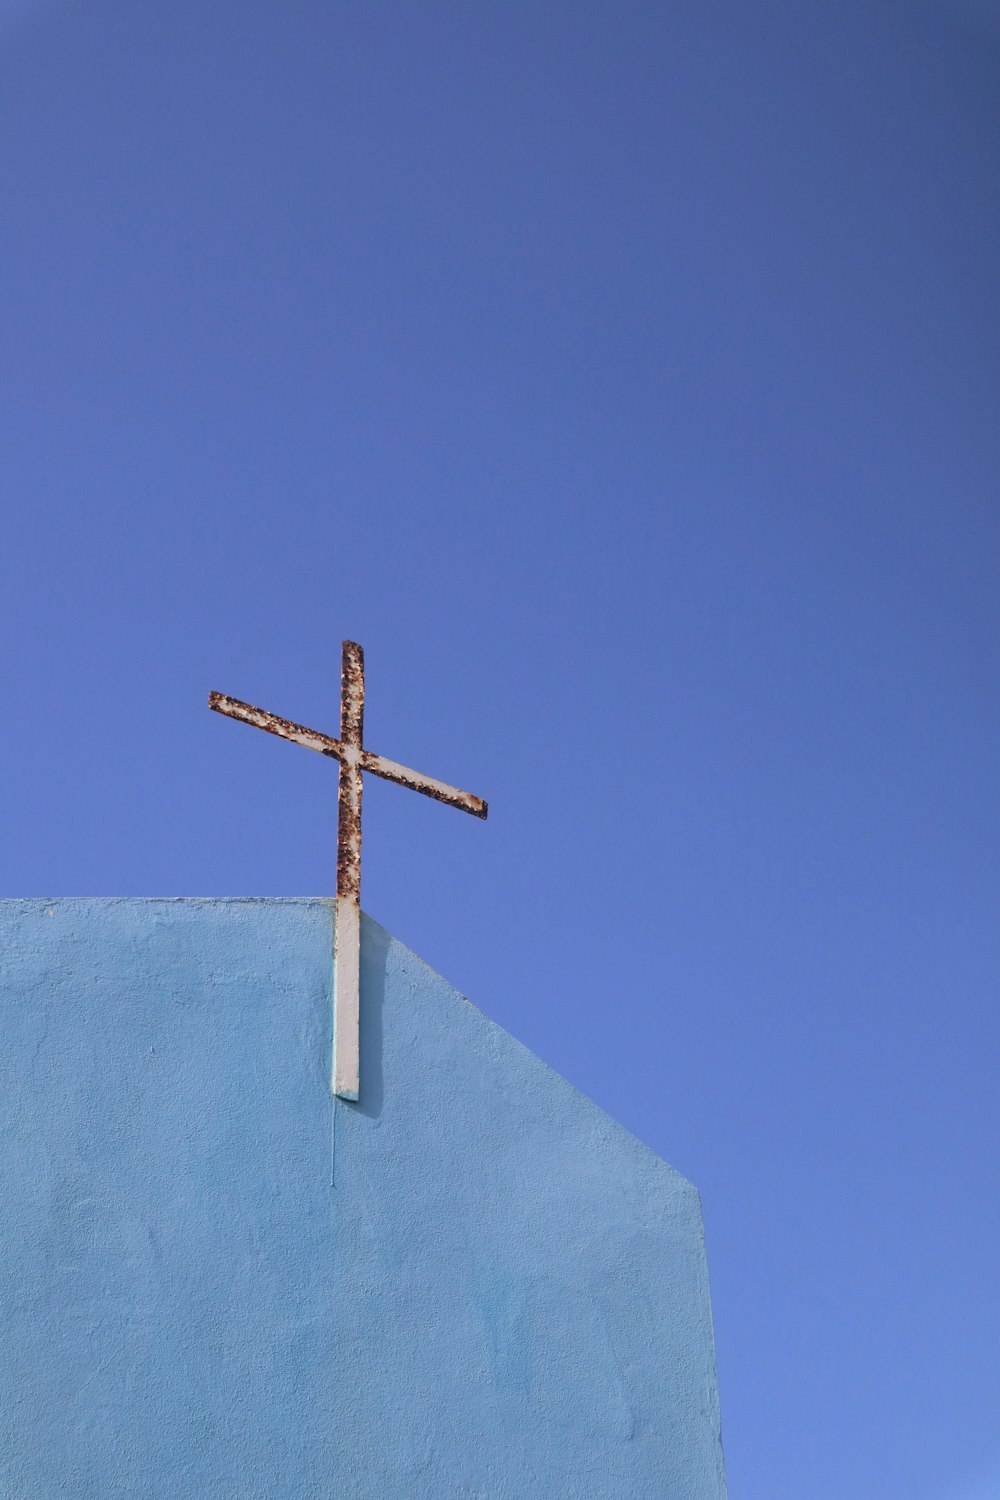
[352,915,389,1120]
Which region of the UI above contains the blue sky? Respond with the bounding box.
[2,3,998,1495]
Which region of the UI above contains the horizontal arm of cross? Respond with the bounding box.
[208,692,488,819]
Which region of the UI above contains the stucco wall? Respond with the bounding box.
[0,899,726,1498]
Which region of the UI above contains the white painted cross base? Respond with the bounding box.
[333,895,360,1100]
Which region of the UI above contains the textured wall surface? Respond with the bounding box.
[0,899,726,1499]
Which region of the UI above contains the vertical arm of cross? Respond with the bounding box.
[333,641,365,1100]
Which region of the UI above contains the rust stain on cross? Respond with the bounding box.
[208,641,487,1100]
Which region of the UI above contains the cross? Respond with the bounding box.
[208,642,487,1101]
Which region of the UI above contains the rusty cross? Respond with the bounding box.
[209,642,487,1101]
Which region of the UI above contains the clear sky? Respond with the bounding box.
[2,3,997,1496]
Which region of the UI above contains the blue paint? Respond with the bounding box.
[0,900,726,1497]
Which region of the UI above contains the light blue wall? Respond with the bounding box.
[0,900,726,1498]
